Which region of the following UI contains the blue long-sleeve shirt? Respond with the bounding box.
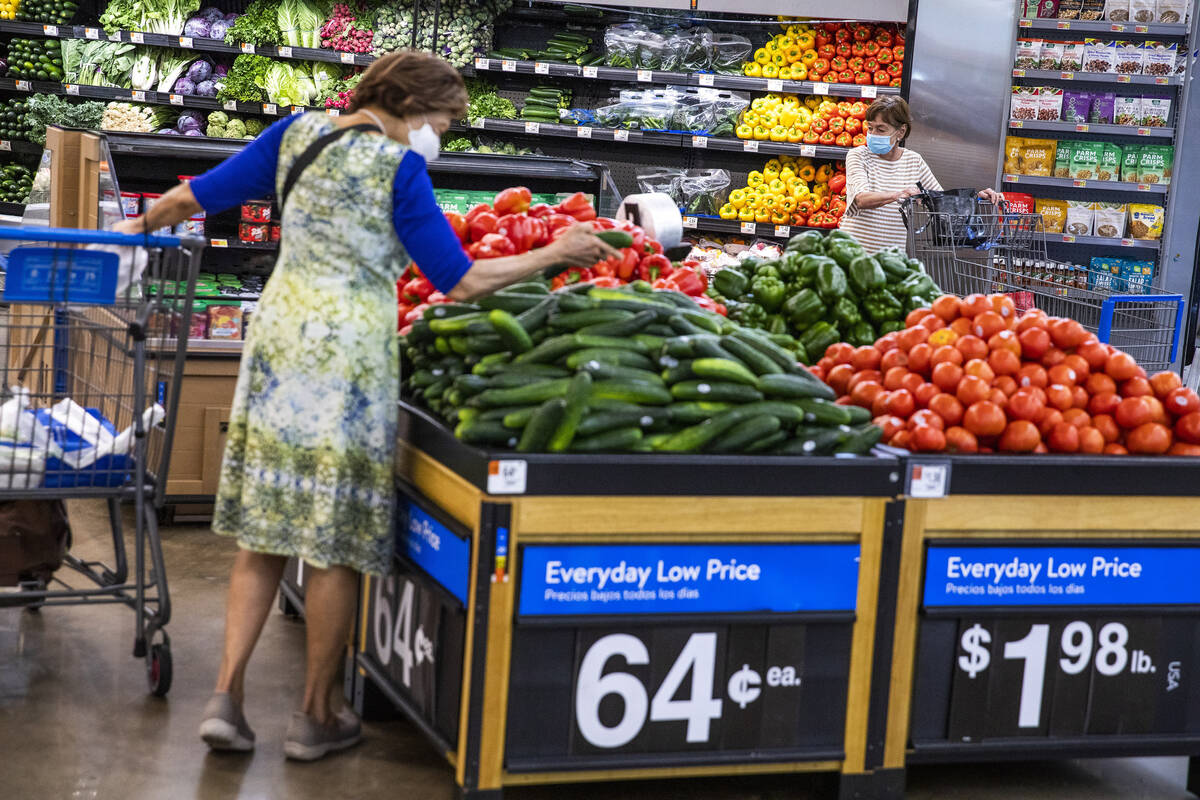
[189,116,472,293]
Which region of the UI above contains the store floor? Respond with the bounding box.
[1,500,1196,800]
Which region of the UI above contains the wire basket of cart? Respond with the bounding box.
[0,226,203,696]
[903,199,1183,373]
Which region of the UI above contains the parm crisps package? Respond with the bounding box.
[1037,198,1069,233]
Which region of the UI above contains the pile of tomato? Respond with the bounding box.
[809,293,1200,456]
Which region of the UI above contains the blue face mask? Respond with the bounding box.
[866,133,896,155]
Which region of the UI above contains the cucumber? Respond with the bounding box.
[423,302,481,320]
[478,351,514,367]
[474,377,572,407]
[593,230,634,248]
[667,401,733,425]
[576,362,665,385]
[487,372,565,389]
[747,430,789,453]
[668,315,708,336]
[708,415,782,453]
[409,369,438,389]
[794,398,855,426]
[740,401,806,427]
[845,405,872,425]
[566,347,655,371]
[456,407,480,425]
[719,336,784,376]
[652,290,700,309]
[514,334,580,364]
[654,405,759,452]
[644,323,678,337]
[661,360,696,385]
[479,404,538,422]
[834,424,883,455]
[670,381,764,403]
[454,334,507,355]
[730,329,799,372]
[408,319,434,344]
[453,374,490,395]
[691,358,761,388]
[578,308,658,337]
[429,312,487,335]
[505,281,550,295]
[477,292,545,314]
[591,380,674,405]
[489,309,534,353]
[502,406,540,429]
[571,426,643,452]
[776,428,846,456]
[516,296,556,332]
[517,398,567,452]
[692,337,740,362]
[572,334,650,353]
[588,287,675,314]
[548,372,593,451]
[759,372,836,401]
[632,333,666,352]
[435,337,452,355]
[577,406,670,437]
[473,361,564,378]
[555,291,595,312]
[455,419,520,447]
[551,309,634,330]
[679,310,722,333]
[664,334,720,358]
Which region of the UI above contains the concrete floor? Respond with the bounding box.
[0,500,1196,800]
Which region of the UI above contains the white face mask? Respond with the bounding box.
[407,118,440,162]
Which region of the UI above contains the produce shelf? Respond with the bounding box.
[1012,68,1181,87]
[0,139,43,154]
[683,215,828,241]
[1017,18,1191,37]
[470,56,898,99]
[1001,173,1169,195]
[1008,119,1174,138]
[0,201,25,215]
[396,400,903,497]
[1045,231,1161,250]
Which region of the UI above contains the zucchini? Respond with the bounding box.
[593,230,634,249]
[570,426,643,452]
[591,379,674,406]
[548,372,593,451]
[718,336,783,376]
[577,362,665,385]
[759,372,836,401]
[516,296,556,332]
[691,358,761,388]
[578,309,658,337]
[566,347,655,371]
[667,401,733,425]
[474,377,572,407]
[489,309,534,353]
[477,292,545,314]
[423,302,481,320]
[669,381,764,403]
[502,406,539,429]
[517,398,567,452]
[794,398,855,427]
[455,419,520,448]
[708,415,782,453]
[550,309,634,330]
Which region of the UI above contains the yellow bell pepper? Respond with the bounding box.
[738,207,755,222]
[743,111,760,125]
[764,158,783,173]
[771,210,791,225]
[798,164,816,181]
[750,97,767,111]
[801,49,818,67]
[784,46,803,64]
[753,125,770,141]
[718,203,737,220]
[797,32,815,50]
[786,128,804,143]
[753,48,770,65]
[743,62,762,77]
[761,64,779,78]
[780,168,796,182]
[780,196,798,213]
[779,109,798,128]
[760,112,778,127]
[764,94,782,107]
[746,170,765,187]
[781,95,800,107]
[790,64,808,81]
[804,96,821,110]
[768,178,786,193]
[735,124,754,140]
[778,154,795,164]
[792,185,811,200]
[815,164,834,184]
[778,67,793,80]
[764,40,779,53]
[728,189,748,209]
[754,209,772,223]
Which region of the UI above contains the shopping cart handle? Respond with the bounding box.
[0,225,199,249]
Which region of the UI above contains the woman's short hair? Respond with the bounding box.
[348,50,468,119]
[865,96,912,137]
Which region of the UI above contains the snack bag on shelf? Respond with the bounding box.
[1089,256,1123,291]
[1062,90,1092,122]
[1061,41,1085,70]
[1138,144,1173,184]
[1054,142,1074,177]
[1082,0,1107,18]
[1020,139,1056,176]
[1038,87,1065,120]
[1130,0,1156,21]
[1040,40,1066,69]
[1128,203,1165,239]
[1036,198,1069,232]
[1011,87,1040,121]
[1156,0,1188,22]
[1105,0,1131,21]
[1004,136,1027,173]
[1015,39,1043,69]
[1122,145,1143,181]
[1140,96,1171,126]
[1115,41,1145,74]
[1083,39,1117,72]
[1143,42,1178,76]
[1069,141,1103,179]
[1121,258,1156,293]
[1114,95,1140,124]
[1065,200,1095,235]
[1060,0,1085,16]
[1093,202,1127,237]
[1090,91,1116,123]
[1097,143,1123,180]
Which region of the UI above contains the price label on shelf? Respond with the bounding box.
[800,145,817,157]
[263,103,277,115]
[326,108,340,116]
[14,81,30,92]
[42,25,58,36]
[292,106,306,115]
[524,121,540,134]
[85,27,100,39]
[1057,20,1071,28]
[1111,22,1124,31]
[861,85,878,98]
[1137,127,1152,136]
[0,141,11,152]
[1155,76,1169,85]
[582,66,598,78]
[1059,71,1075,80]
[1073,179,1087,187]
[1117,74,1132,83]
[813,82,830,95]
[487,459,526,495]
[470,117,485,129]
[637,69,652,82]
[224,100,238,111]
[130,31,144,43]
[1120,238,1135,246]
[908,461,950,498]
[1137,183,1152,192]
[277,46,293,58]
[767,79,783,91]
[697,73,714,87]
[1062,233,1076,242]
[774,225,790,238]
[1005,173,1019,183]
[1010,120,1024,128]
[132,90,146,101]
[1012,69,1025,77]
[474,57,490,70]
[65,84,79,95]
[576,126,592,138]
[501,59,517,72]
[340,52,355,64]
[691,135,708,148]
[1019,18,1032,26]
[743,140,759,152]
[534,62,550,75]
[740,222,756,234]
[179,36,194,48]
[241,43,256,54]
[1135,24,1149,32]
[169,94,183,105]
[613,129,629,142]
[682,216,698,229]
[1075,123,1089,132]
[210,238,228,248]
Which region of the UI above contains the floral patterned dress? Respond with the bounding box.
[210,114,413,575]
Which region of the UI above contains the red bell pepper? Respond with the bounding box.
[819,131,837,145]
[638,253,672,282]
[864,41,880,57]
[876,29,894,47]
[470,233,517,259]
[874,70,891,86]
[838,69,855,83]
[893,44,905,60]
[817,43,835,60]
[527,203,552,218]
[661,267,706,296]
[848,101,867,120]
[497,213,547,252]
[693,294,727,317]
[588,276,623,288]
[847,56,865,73]
[835,27,852,43]
[846,117,862,134]
[468,211,499,242]
[464,203,492,224]
[644,239,663,255]
[593,257,617,278]
[835,132,853,147]
[615,247,639,280]
[830,56,848,73]
[853,24,873,41]
[828,174,846,194]
[877,47,893,64]
[835,42,852,58]
[543,213,576,236]
[444,211,468,244]
[591,217,616,230]
[402,276,434,302]
[493,186,532,215]
[851,41,866,58]
[887,61,903,76]
[556,191,597,221]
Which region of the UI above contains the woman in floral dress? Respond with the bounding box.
[114,51,614,761]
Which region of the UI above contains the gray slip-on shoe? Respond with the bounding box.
[283,708,362,762]
[199,693,255,752]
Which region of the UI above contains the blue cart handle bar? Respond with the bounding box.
[1098,293,1186,364]
[0,225,204,249]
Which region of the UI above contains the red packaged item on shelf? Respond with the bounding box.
[120,192,141,217]
[1002,192,1037,214]
[241,200,272,224]
[269,223,280,242]
[239,222,270,243]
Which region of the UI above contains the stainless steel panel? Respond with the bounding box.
[906,0,1017,193]
[697,0,908,20]
[1159,27,1200,325]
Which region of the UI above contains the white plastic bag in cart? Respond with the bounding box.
[0,443,46,489]
[83,242,147,297]
[47,399,164,470]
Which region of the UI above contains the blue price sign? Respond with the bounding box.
[397,498,470,605]
[4,247,119,304]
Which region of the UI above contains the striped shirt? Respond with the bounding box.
[839,146,941,254]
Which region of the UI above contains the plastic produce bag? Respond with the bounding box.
[632,97,679,131]
[604,23,647,68]
[636,168,686,205]
[662,26,714,72]
[710,34,753,74]
[707,89,750,137]
[637,31,670,69]
[678,169,731,216]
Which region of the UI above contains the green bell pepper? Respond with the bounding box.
[863,289,904,326]
[785,230,824,256]
[848,320,878,347]
[826,237,865,269]
[824,229,857,246]
[799,254,834,286]
[906,257,926,274]
[792,339,811,365]
[712,268,749,299]
[847,255,887,296]
[733,301,768,329]
[750,275,786,313]
[755,264,781,282]
[876,248,910,281]
[783,288,825,329]
[798,321,840,360]
[879,320,905,335]
[778,250,804,282]
[815,262,849,303]
[764,313,789,335]
[832,296,862,329]
[897,271,938,300]
[907,294,936,313]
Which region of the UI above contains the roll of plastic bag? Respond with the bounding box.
[617,192,683,250]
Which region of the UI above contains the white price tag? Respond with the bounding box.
[524,121,540,134]
[1012,69,1026,77]
[179,36,194,48]
[766,79,783,91]
[0,141,10,151]
[85,27,100,39]
[582,66,598,78]
[1155,76,1169,85]
[682,215,698,229]
[1073,179,1087,187]
[1006,173,1019,183]
[470,117,485,129]
[224,100,238,111]
[15,81,31,92]
[691,135,708,148]
[743,140,759,152]
[340,52,355,64]
[130,32,144,43]
[326,108,340,116]
[474,57,490,70]
[1120,237,1134,246]
[613,129,629,142]
[42,25,58,36]
[800,145,816,157]
[241,43,256,54]
[278,46,293,58]
[861,85,878,98]
[487,459,527,495]
[1075,123,1089,132]
[501,59,517,72]
[210,238,228,248]
[1010,120,1024,128]
[697,73,714,86]
[65,84,79,95]
[1137,127,1153,136]
[109,31,123,41]
[263,103,277,115]
[292,105,306,115]
[169,93,183,105]
[1060,71,1076,80]
[131,90,146,101]
[576,126,592,138]
[813,82,830,95]
[740,222,756,234]
[1137,183,1152,192]
[774,225,790,238]
[636,69,652,82]
[534,62,550,75]
[908,461,950,498]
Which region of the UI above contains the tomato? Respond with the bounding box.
[1115,396,1153,430]
[1145,396,1168,425]
[1079,426,1105,454]
[1008,388,1045,421]
[990,388,1010,408]
[1169,442,1200,456]
[914,382,941,409]
[1088,392,1120,417]
[872,391,891,419]
[883,366,911,392]
[956,334,988,361]
[907,342,933,376]
[900,372,925,396]
[1038,408,1065,437]
[808,364,826,382]
[898,326,930,352]
[928,393,964,426]
[905,307,934,328]
[884,388,916,418]
[1048,318,1087,349]
[1127,422,1173,454]
[1076,340,1110,371]
[1086,373,1117,396]
[851,346,882,372]
[826,363,855,395]
[818,356,836,375]
[1041,364,1075,387]
[932,295,962,322]
[994,375,1019,397]
[874,415,907,440]
[1016,326,1050,360]
[990,294,1017,321]
[988,330,1021,356]
[1145,371,1182,400]
[1175,412,1200,444]
[1071,385,1089,409]
[908,409,945,431]
[932,361,964,393]
[919,314,947,333]
[973,311,1007,340]
[910,424,947,452]
[1062,408,1091,429]
[959,294,992,319]
[1046,383,1073,411]
[950,317,975,338]
[1016,311,1049,333]
[1120,376,1152,398]
[945,426,979,453]
[1105,351,1140,382]
[963,401,1006,437]
[1047,421,1080,453]
[1092,413,1120,443]
[877,332,901,353]
[1041,348,1067,368]
[850,381,886,408]
[956,374,991,406]
[1062,354,1090,380]
[889,429,912,450]
[964,358,996,384]
[880,348,909,372]
[827,342,855,365]
[1104,443,1130,455]
[847,369,882,390]
[1017,362,1046,388]
[930,345,963,368]
[988,348,1021,376]
[1165,387,1200,418]
[999,420,1040,452]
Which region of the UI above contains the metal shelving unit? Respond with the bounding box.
[1012,67,1181,87]
[1007,119,1173,138]
[1001,173,1169,195]
[1017,18,1190,37]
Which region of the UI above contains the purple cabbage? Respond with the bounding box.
[224,11,238,22]
[176,110,204,133]
[174,77,197,95]
[187,59,212,82]
[195,80,216,97]
[214,63,228,77]
[183,16,210,37]
[158,128,181,135]
[210,19,229,39]
[184,129,204,137]
[199,6,225,22]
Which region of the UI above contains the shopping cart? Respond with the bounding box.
[0,225,202,696]
[903,200,1185,372]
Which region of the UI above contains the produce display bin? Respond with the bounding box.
[880,455,1200,799]
[346,400,904,799]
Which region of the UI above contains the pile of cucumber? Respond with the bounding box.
[0,99,34,142]
[5,38,64,82]
[520,86,571,122]
[401,282,882,456]
[0,163,33,203]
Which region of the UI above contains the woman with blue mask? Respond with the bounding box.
[839,96,1001,253]
[114,51,615,762]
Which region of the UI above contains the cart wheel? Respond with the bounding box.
[147,643,173,697]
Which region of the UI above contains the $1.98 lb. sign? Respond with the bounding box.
[912,544,1200,745]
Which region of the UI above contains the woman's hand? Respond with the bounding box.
[548,223,619,267]
[111,218,148,235]
[977,188,1004,205]
[895,186,921,201]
